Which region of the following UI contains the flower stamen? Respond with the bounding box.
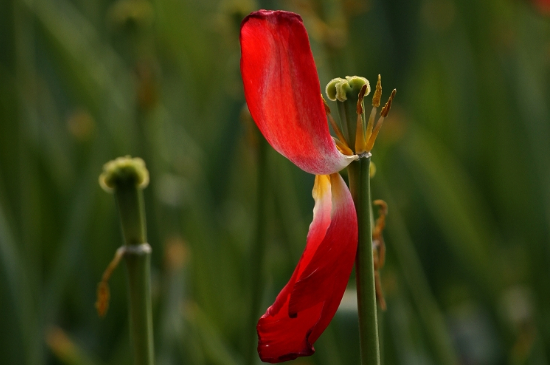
[366,88,396,152]
[380,88,396,118]
[333,137,354,156]
[355,84,368,154]
[365,75,382,144]
[372,74,383,108]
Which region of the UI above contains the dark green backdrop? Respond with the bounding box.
[1,0,549,364]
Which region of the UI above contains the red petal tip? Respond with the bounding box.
[240,11,355,175]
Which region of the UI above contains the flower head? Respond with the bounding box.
[241,10,359,362]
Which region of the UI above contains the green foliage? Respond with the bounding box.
[1,0,550,364]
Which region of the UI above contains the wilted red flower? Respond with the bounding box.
[241,10,359,363]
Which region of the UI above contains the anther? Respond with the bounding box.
[355,84,369,154]
[366,89,397,151]
[381,89,396,118]
[357,84,368,113]
[372,74,382,108]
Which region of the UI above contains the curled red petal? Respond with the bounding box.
[257,174,358,363]
[240,10,356,175]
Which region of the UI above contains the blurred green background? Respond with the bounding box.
[1,0,550,364]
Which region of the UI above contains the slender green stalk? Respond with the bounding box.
[124,243,155,365]
[245,136,269,365]
[348,156,380,365]
[114,186,155,365]
[114,185,147,246]
[100,157,155,365]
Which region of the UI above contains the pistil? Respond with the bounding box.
[323,97,354,156]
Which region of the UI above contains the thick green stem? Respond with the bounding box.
[245,136,269,365]
[125,243,155,365]
[348,156,380,365]
[113,183,155,365]
[114,185,147,246]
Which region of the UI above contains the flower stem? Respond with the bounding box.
[114,185,147,245]
[125,249,154,365]
[347,156,380,365]
[245,136,270,365]
[100,157,155,365]
[114,187,155,365]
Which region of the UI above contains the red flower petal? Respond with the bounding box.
[257,174,358,363]
[240,10,356,175]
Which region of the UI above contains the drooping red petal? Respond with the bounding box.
[257,174,358,363]
[240,10,356,175]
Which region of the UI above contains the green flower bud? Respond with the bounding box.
[99,156,149,193]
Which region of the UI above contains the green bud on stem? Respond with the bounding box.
[99,156,149,193]
[99,156,149,246]
[97,156,155,365]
